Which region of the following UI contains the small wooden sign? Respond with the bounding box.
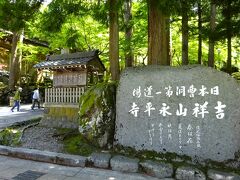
[53,71,87,87]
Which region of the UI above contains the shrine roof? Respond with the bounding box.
[34,50,105,72]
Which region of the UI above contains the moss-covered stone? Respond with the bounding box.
[113,145,240,175]
[63,131,100,156]
[48,107,78,118]
[42,106,79,128]
[78,81,117,148]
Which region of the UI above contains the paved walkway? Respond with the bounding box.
[0,155,158,180]
[0,104,44,130]
[0,105,161,179]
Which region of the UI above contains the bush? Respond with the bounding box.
[0,87,14,106]
[0,128,21,146]
[232,72,240,82]
[220,65,239,74]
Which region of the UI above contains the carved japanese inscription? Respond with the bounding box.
[115,66,240,162]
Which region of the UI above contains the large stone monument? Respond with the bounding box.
[115,65,240,162]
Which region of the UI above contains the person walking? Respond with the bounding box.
[11,87,23,112]
[31,88,41,110]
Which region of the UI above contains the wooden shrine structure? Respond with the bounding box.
[33,50,105,128]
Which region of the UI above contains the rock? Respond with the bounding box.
[79,82,116,148]
[56,153,86,167]
[140,160,173,178]
[110,155,139,173]
[41,106,79,129]
[88,152,111,169]
[175,166,206,180]
[43,107,50,114]
[207,169,240,180]
[225,160,240,169]
[0,146,87,167]
[115,65,240,162]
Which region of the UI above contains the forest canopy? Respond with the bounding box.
[0,0,240,88]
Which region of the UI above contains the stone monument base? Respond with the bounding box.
[40,104,79,129]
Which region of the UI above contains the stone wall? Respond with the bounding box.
[1,145,239,180]
[41,105,79,129]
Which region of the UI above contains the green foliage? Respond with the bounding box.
[232,72,240,81]
[0,75,8,86]
[0,32,6,38]
[0,128,21,146]
[21,44,48,64]
[220,64,239,74]
[48,15,108,51]
[0,0,43,32]
[79,81,116,119]
[89,0,109,27]
[29,5,110,65]
[0,82,5,88]
[63,131,99,156]
[116,1,148,66]
[1,0,239,80]
[20,0,240,71]
[113,145,240,174]
[37,0,88,34]
[0,72,11,105]
[114,145,192,163]
[212,0,240,41]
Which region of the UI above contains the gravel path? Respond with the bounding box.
[20,125,64,153]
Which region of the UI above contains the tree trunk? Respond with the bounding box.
[167,22,171,65]
[182,1,189,65]
[208,1,216,67]
[109,0,120,81]
[8,31,20,90]
[227,36,232,72]
[226,0,232,73]
[198,1,202,64]
[124,0,133,67]
[18,30,24,83]
[148,0,170,65]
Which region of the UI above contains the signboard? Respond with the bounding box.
[53,71,87,87]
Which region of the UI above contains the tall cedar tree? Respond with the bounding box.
[225,0,233,72]
[208,0,216,67]
[215,0,240,72]
[181,0,189,65]
[109,0,120,80]
[148,0,170,65]
[124,0,133,67]
[197,0,202,64]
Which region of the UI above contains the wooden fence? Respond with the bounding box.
[45,87,85,104]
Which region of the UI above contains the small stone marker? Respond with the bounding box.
[115,65,240,162]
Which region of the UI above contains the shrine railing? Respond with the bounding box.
[45,87,85,105]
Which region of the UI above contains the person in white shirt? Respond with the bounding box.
[31,88,40,110]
